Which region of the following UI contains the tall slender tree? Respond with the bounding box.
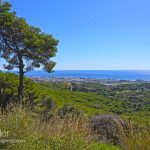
[0,2,58,101]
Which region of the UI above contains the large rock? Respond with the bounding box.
[90,114,129,145]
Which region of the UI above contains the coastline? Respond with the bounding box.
[29,76,148,85]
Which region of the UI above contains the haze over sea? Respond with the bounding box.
[21,70,150,81]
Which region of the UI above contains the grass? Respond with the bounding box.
[0,107,120,150]
[119,123,150,150]
[0,106,149,150]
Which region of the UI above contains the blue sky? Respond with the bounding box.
[1,0,150,70]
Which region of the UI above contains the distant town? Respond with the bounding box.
[30,76,149,85]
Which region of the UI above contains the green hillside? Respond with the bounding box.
[0,72,150,150]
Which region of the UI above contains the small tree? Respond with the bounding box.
[0,2,58,101]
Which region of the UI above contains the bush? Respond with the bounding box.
[58,104,81,117]
[90,114,129,145]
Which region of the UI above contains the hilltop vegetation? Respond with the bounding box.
[39,81,150,126]
[0,71,150,125]
[0,72,150,150]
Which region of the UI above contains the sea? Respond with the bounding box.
[20,70,150,81]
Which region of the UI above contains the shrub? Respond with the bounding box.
[90,114,129,145]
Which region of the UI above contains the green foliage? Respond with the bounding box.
[0,72,149,126]
[58,104,81,117]
[0,72,56,116]
[76,81,150,113]
[0,71,18,110]
[38,81,150,127]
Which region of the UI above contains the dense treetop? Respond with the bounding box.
[0,2,58,72]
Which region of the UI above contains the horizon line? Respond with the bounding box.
[2,69,150,72]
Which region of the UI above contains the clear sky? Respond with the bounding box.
[1,0,150,70]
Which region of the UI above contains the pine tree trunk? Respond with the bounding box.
[18,56,24,102]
